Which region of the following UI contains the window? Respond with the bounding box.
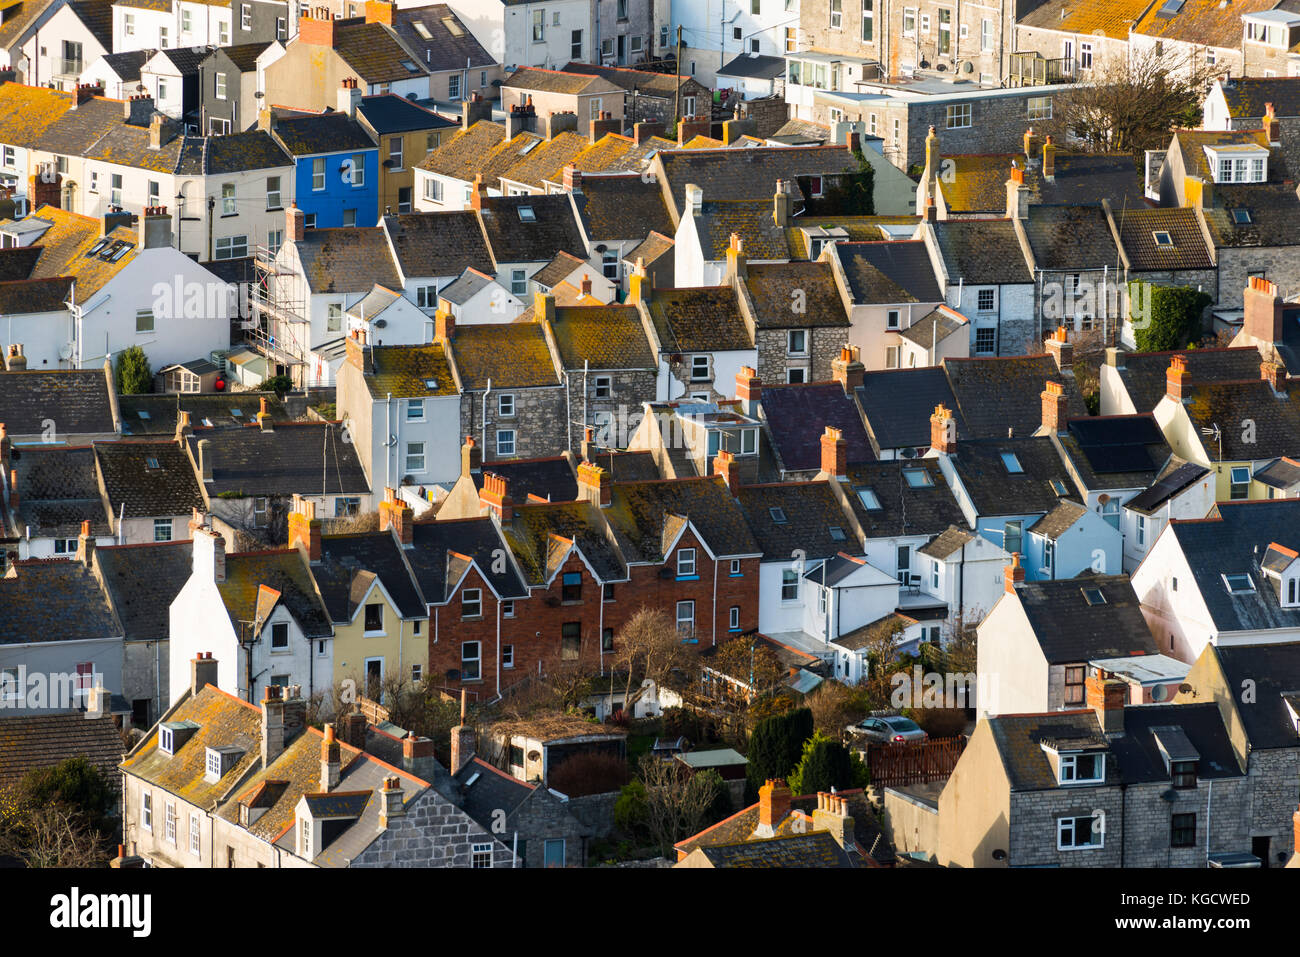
[691,356,710,381]
[1172,760,1198,789]
[312,157,326,191]
[502,601,515,619]
[511,269,527,296]
[498,393,515,417]
[424,176,444,203]
[472,842,493,867]
[660,25,669,48]
[937,7,951,54]
[677,548,696,577]
[277,17,287,39]
[921,13,930,32]
[444,72,460,100]
[769,507,787,524]
[602,628,614,652]
[781,568,799,601]
[1078,42,1093,70]
[676,600,695,635]
[110,173,122,207]
[1058,814,1102,849]
[902,467,933,488]
[502,644,514,668]
[603,583,615,602]
[1000,452,1024,474]
[462,589,482,619]
[729,605,741,630]
[857,487,882,510]
[152,518,172,542]
[1230,466,1251,499]
[496,430,516,456]
[945,103,971,129]
[532,9,544,41]
[973,287,996,314]
[88,170,98,193]
[406,442,425,473]
[830,0,842,29]
[219,22,229,44]
[571,29,582,60]
[349,154,365,187]
[267,621,288,650]
[1136,514,1147,548]
[1171,813,1196,848]
[975,328,996,355]
[326,302,343,332]
[217,182,236,215]
[1223,573,1254,594]
[304,213,316,228]
[387,137,404,172]
[980,17,993,51]
[1027,96,1052,121]
[215,236,248,260]
[336,497,359,517]
[787,329,808,355]
[190,813,201,857]
[254,497,269,526]
[215,72,227,101]
[1004,520,1023,556]
[165,802,177,845]
[861,0,873,41]
[930,560,940,590]
[136,309,155,334]
[125,12,135,34]
[896,545,911,583]
[142,793,152,831]
[730,559,742,576]
[903,7,916,35]
[562,572,582,602]
[594,375,611,399]
[363,603,383,633]
[561,622,581,659]
[406,398,424,421]
[784,27,796,53]
[462,642,481,680]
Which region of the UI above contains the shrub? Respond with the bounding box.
[114,345,152,395]
[549,752,630,798]
[787,732,870,795]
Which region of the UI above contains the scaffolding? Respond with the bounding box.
[244,243,312,386]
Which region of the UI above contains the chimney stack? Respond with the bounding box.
[6,344,26,371]
[581,426,597,463]
[320,723,342,791]
[1262,360,1287,394]
[1086,674,1127,734]
[191,519,226,583]
[288,495,322,561]
[287,203,305,243]
[589,110,621,143]
[461,435,482,477]
[261,684,289,767]
[634,121,664,145]
[1243,274,1284,345]
[379,775,405,827]
[1041,380,1068,434]
[479,472,513,521]
[401,732,437,779]
[812,791,856,852]
[190,651,218,697]
[76,519,95,566]
[1023,127,1040,166]
[1045,326,1073,372]
[773,179,792,226]
[930,403,957,454]
[534,290,556,324]
[197,438,213,482]
[1006,165,1029,220]
[363,0,393,26]
[138,206,172,249]
[1266,102,1281,146]
[1004,552,1025,593]
[736,365,761,416]
[450,688,475,774]
[576,460,612,507]
[627,257,648,305]
[831,345,865,393]
[435,307,455,342]
[378,486,414,545]
[469,173,487,210]
[1042,135,1056,181]
[580,274,592,297]
[756,779,792,837]
[820,426,847,480]
[461,92,493,129]
[337,77,362,118]
[725,232,747,282]
[1166,355,1190,402]
[562,162,582,193]
[714,449,741,497]
[256,395,272,431]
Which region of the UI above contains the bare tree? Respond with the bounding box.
[614,606,700,712]
[1057,49,1218,154]
[0,802,112,868]
[638,754,722,856]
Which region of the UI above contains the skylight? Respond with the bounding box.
[1223,573,1255,594]
[400,60,421,74]
[86,238,111,257]
[1050,478,1069,496]
[829,526,846,541]
[857,488,882,510]
[518,140,541,155]
[137,410,151,420]
[1152,231,1173,246]
[769,507,787,524]
[230,408,243,417]
[424,378,439,390]
[441,16,464,37]
[518,206,537,222]
[146,457,160,469]
[1082,587,1107,605]
[902,467,933,488]
[1232,208,1253,224]
[413,21,432,39]
[1000,452,1024,474]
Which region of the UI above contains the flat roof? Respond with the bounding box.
[1090,653,1190,685]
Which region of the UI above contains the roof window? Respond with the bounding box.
[1152,231,1173,246]
[1223,573,1255,594]
[769,507,787,524]
[1000,452,1024,474]
[518,205,537,221]
[1081,587,1107,605]
[902,467,933,488]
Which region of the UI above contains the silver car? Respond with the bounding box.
[846,715,929,744]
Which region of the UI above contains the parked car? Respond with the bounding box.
[846,715,929,744]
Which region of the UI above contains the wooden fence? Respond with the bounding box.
[864,735,967,789]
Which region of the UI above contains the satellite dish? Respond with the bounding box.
[1178,682,1193,694]
[373,318,387,328]
[962,61,974,74]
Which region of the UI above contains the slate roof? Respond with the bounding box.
[937,152,1146,214]
[1013,574,1158,663]
[314,531,425,622]
[417,120,506,179]
[467,455,579,502]
[295,226,401,293]
[694,831,855,867]
[390,4,495,72]
[1203,183,1300,249]
[0,368,115,437]
[1180,379,1300,459]
[605,476,762,563]
[1113,347,1264,413]
[1255,456,1300,489]
[656,145,860,220]
[563,62,698,98]
[67,0,115,49]
[918,524,975,559]
[1054,413,1172,492]
[30,97,123,158]
[382,212,494,278]
[1017,0,1153,40]
[357,94,454,136]
[737,482,858,560]
[11,445,111,540]
[759,382,874,472]
[0,559,119,644]
[1211,642,1300,750]
[96,49,152,82]
[406,517,528,602]
[218,548,333,638]
[570,133,673,175]
[210,41,273,73]
[330,20,430,82]
[842,459,966,538]
[184,423,369,496]
[856,367,964,453]
[0,0,58,57]
[944,354,1086,439]
[742,261,849,328]
[355,342,458,399]
[832,240,941,304]
[501,499,623,584]
[477,194,586,263]
[644,286,752,352]
[718,52,788,80]
[1133,0,1280,48]
[929,219,1032,285]
[94,540,193,642]
[691,199,791,261]
[0,83,73,149]
[548,305,656,370]
[898,306,968,349]
[574,174,674,241]
[119,393,288,435]
[948,435,1077,516]
[531,250,587,289]
[1022,204,1123,270]
[1028,499,1088,539]
[449,322,560,390]
[454,757,536,829]
[204,131,293,174]
[1116,206,1214,271]
[271,111,375,155]
[502,66,612,95]
[0,712,124,790]
[1218,76,1300,119]
[94,440,205,518]
[625,231,674,267]
[9,206,139,298]
[1168,500,1300,634]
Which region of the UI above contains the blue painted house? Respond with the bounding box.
[269,109,379,229]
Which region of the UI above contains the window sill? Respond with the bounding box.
[220,213,238,218]
[363,631,386,638]
[269,648,291,655]
[676,575,699,582]
[729,573,743,578]
[561,600,583,607]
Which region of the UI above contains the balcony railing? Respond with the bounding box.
[54,58,83,78]
[1007,53,1078,87]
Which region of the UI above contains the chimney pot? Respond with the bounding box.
[1004,552,1025,593]
[930,403,957,454]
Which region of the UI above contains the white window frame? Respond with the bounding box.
[497,430,516,456]
[677,548,696,577]
[406,441,426,473]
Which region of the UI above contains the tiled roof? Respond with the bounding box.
[1018,0,1153,40]
[499,130,588,190]
[693,199,791,260]
[67,0,115,49]
[1114,347,1265,413]
[569,134,665,176]
[759,382,874,472]
[531,250,586,288]
[606,476,762,562]
[30,96,122,157]
[898,306,968,349]
[1116,206,1213,270]
[0,367,115,437]
[0,559,119,644]
[416,120,506,179]
[842,459,967,538]
[477,194,586,263]
[1021,204,1123,270]
[315,531,425,622]
[625,231,674,266]
[832,241,941,304]
[271,111,375,155]
[548,305,657,369]
[16,206,139,298]
[855,367,964,452]
[645,286,752,352]
[0,712,123,790]
[332,20,429,82]
[574,173,673,241]
[0,0,57,53]
[930,219,1032,285]
[449,322,560,390]
[98,50,152,82]
[1211,642,1300,749]
[95,540,193,641]
[656,145,861,218]
[382,212,494,278]
[1181,379,1300,459]
[210,41,273,73]
[217,548,333,638]
[0,83,73,149]
[737,481,858,559]
[502,499,623,584]
[918,524,975,559]
[1202,183,1300,248]
[454,757,537,829]
[1016,573,1159,663]
[204,131,293,174]
[119,393,288,436]
[407,517,528,602]
[948,435,1077,517]
[391,4,495,72]
[1218,76,1300,118]
[1133,0,1280,48]
[694,831,855,867]
[12,445,111,540]
[94,439,204,518]
[184,423,370,496]
[357,94,455,135]
[502,66,611,95]
[1028,499,1088,538]
[944,354,1087,439]
[296,226,401,293]
[563,62,698,98]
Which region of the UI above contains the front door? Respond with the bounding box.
[1252,835,1271,868]
[364,657,384,700]
[543,839,566,868]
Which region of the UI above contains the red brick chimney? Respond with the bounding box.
[756,779,792,836]
[1042,135,1056,180]
[287,203,305,242]
[714,448,741,496]
[1086,674,1126,733]
[725,231,747,281]
[321,723,341,791]
[298,12,336,47]
[1263,360,1287,393]
[820,426,847,479]
[363,0,393,25]
[479,472,513,522]
[461,435,482,477]
[9,468,18,512]
[469,172,486,210]
[288,495,322,561]
[831,345,865,393]
[1041,380,1068,434]
[1166,355,1190,402]
[435,307,455,342]
[76,519,95,566]
[1243,274,1284,345]
[1004,552,1024,593]
[736,365,761,416]
[1045,325,1072,371]
[580,274,592,296]
[930,403,956,454]
[577,460,611,507]
[562,163,582,193]
[1266,102,1281,145]
[379,487,414,545]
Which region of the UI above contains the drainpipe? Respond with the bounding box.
[385,393,392,489]
[482,378,492,453]
[207,195,215,262]
[564,370,572,452]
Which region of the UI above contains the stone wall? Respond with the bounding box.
[350,786,515,867]
[460,384,569,461]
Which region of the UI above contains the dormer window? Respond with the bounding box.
[1058,751,1105,784]
[1206,145,1268,184]
[1171,759,1198,789]
[159,720,199,756]
[204,745,242,783]
[300,816,312,857]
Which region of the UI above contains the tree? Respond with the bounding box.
[263,374,293,398]
[1130,281,1212,353]
[813,149,876,217]
[0,802,112,868]
[613,779,649,841]
[807,680,871,739]
[787,731,869,795]
[638,754,725,856]
[613,606,700,711]
[745,707,814,794]
[1057,49,1217,154]
[115,345,152,394]
[19,757,116,835]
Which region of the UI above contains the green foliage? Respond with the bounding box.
[216,489,246,499]
[744,706,814,795]
[19,757,116,833]
[816,150,876,216]
[613,779,649,840]
[787,732,870,796]
[114,345,152,395]
[1130,281,1212,353]
[263,374,293,398]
